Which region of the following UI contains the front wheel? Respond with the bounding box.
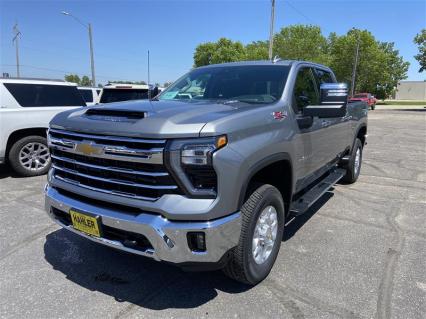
[8,135,51,177]
[223,184,285,285]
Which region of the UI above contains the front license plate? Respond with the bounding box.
[69,209,101,237]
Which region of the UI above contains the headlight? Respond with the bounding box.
[165,135,227,197]
[181,135,227,166]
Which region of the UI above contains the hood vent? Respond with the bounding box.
[85,108,146,121]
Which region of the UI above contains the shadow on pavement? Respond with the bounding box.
[283,191,334,242]
[44,229,250,310]
[43,191,333,309]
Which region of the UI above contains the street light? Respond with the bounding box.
[61,11,96,86]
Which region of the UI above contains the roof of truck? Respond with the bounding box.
[197,60,332,71]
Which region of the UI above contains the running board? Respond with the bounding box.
[290,168,345,216]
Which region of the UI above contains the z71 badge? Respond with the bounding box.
[272,111,288,120]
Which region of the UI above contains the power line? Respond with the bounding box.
[284,0,332,35]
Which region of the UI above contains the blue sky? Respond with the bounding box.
[1,0,425,85]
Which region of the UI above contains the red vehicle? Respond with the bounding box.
[349,93,376,110]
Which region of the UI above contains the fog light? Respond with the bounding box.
[187,232,206,252]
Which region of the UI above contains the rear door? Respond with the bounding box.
[1,83,85,141]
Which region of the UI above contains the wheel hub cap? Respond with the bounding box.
[252,205,278,264]
[19,142,50,171]
[354,148,361,175]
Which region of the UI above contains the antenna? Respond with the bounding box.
[12,23,21,78]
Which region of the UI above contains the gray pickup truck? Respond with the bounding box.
[44,60,367,285]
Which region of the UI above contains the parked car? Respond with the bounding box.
[78,87,102,106]
[45,60,367,285]
[99,84,164,103]
[0,78,86,176]
[349,93,376,110]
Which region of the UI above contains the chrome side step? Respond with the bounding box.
[290,168,345,216]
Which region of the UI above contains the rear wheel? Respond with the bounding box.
[341,138,362,184]
[223,184,285,285]
[8,136,51,176]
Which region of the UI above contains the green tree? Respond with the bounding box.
[80,76,92,87]
[273,25,330,64]
[329,29,408,99]
[414,29,426,72]
[64,74,81,84]
[194,38,246,67]
[245,41,269,60]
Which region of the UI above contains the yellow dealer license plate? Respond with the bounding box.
[70,209,101,237]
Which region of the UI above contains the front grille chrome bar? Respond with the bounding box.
[51,154,169,177]
[49,128,166,144]
[52,164,178,190]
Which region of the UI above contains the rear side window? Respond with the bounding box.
[100,88,149,103]
[78,89,94,103]
[4,83,85,107]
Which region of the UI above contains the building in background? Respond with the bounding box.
[395,81,426,100]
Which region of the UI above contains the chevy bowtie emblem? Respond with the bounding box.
[75,141,103,156]
[272,111,287,120]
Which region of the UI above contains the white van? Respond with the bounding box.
[0,78,86,176]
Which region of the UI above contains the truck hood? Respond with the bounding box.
[50,99,252,139]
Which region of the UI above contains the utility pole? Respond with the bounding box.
[61,12,96,86]
[147,50,151,100]
[351,31,360,97]
[268,0,276,60]
[12,23,21,78]
[88,23,96,86]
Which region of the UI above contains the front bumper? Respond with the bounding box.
[44,185,241,264]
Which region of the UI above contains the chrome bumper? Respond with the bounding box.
[44,185,241,264]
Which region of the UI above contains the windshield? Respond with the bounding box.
[159,65,290,104]
[100,88,149,103]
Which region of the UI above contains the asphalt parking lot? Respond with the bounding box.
[0,109,425,319]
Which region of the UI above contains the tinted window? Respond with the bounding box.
[314,69,334,87]
[78,89,93,102]
[293,68,319,113]
[4,83,85,107]
[100,88,149,103]
[159,65,290,104]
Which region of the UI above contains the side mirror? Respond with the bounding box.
[320,83,348,106]
[303,83,348,118]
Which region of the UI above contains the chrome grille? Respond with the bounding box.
[48,129,181,201]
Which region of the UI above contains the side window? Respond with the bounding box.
[314,69,334,91]
[3,83,85,107]
[79,89,93,103]
[293,68,319,113]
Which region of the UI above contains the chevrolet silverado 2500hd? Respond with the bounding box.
[45,60,367,285]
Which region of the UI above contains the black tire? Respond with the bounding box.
[341,138,363,184]
[8,135,51,177]
[223,184,285,285]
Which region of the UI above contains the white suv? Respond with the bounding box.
[0,78,86,176]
